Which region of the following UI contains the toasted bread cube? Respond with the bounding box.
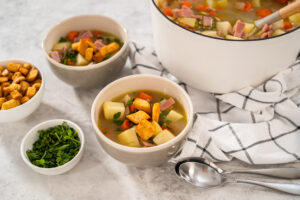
[26,67,39,82]
[153,129,175,145]
[33,79,42,84]
[12,72,22,81]
[118,127,140,147]
[85,48,93,61]
[19,67,29,75]
[166,110,183,121]
[26,87,36,98]
[11,90,22,99]
[4,83,21,93]
[72,42,80,51]
[7,63,20,72]
[21,96,30,104]
[1,69,9,76]
[93,51,104,62]
[100,42,120,57]
[1,99,20,110]
[20,81,30,94]
[0,66,5,72]
[6,94,12,100]
[23,63,31,70]
[133,98,151,113]
[0,97,6,107]
[135,119,156,141]
[2,82,10,88]
[86,40,98,51]
[7,72,13,80]
[152,103,160,122]
[103,101,125,120]
[13,76,25,84]
[78,39,88,56]
[126,110,150,124]
[0,77,8,83]
[152,121,163,136]
[32,82,41,90]
[0,86,2,97]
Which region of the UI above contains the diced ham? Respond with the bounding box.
[193,15,203,20]
[241,32,248,39]
[262,24,269,32]
[173,9,180,18]
[74,31,93,42]
[203,16,213,27]
[58,46,66,60]
[50,51,61,63]
[235,2,246,10]
[267,30,273,37]
[138,137,155,147]
[180,5,194,18]
[160,97,175,111]
[260,32,268,38]
[94,39,106,50]
[233,20,245,38]
[124,106,130,116]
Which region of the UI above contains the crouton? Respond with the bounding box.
[20,81,30,94]
[126,110,150,124]
[1,69,9,76]
[19,67,29,75]
[13,76,25,84]
[26,87,36,98]
[21,96,30,104]
[152,103,160,122]
[100,42,120,57]
[7,63,20,72]
[26,67,38,82]
[135,119,156,141]
[23,63,32,70]
[93,51,104,62]
[0,97,6,107]
[32,82,41,90]
[0,77,8,83]
[10,90,22,99]
[1,99,20,110]
[78,39,88,56]
[85,48,93,61]
[133,98,151,113]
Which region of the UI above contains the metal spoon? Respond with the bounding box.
[175,159,300,195]
[250,0,300,36]
[176,157,300,179]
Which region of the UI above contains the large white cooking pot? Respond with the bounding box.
[150,0,300,93]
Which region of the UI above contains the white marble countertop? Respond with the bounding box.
[1,0,299,199]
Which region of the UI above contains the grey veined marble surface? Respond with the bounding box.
[0,0,299,199]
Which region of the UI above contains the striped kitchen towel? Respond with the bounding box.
[129,42,300,165]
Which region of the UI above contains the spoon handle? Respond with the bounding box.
[279,0,300,19]
[226,168,300,179]
[235,179,300,195]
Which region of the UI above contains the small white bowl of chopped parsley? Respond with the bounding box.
[20,119,84,175]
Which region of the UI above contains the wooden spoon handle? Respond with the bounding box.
[279,0,300,19]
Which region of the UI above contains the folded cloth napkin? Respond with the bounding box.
[129,42,300,165]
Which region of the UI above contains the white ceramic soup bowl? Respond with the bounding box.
[20,119,85,175]
[0,60,44,123]
[150,0,300,93]
[43,15,129,88]
[91,74,193,167]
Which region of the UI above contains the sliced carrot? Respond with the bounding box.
[276,0,288,4]
[129,104,135,113]
[284,21,292,30]
[67,31,78,41]
[152,103,160,122]
[244,1,252,12]
[181,1,192,8]
[93,31,102,38]
[82,38,93,43]
[102,128,110,136]
[138,92,153,101]
[256,8,272,18]
[66,60,75,65]
[196,4,208,11]
[208,10,216,16]
[121,120,131,130]
[163,8,173,17]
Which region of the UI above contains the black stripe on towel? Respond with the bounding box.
[200,138,212,158]
[236,92,275,104]
[242,89,255,109]
[209,123,230,132]
[131,64,160,71]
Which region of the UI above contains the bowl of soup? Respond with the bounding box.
[91,74,193,167]
[150,0,300,93]
[43,15,129,88]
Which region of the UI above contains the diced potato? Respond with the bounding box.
[252,0,261,7]
[272,29,285,36]
[178,18,197,28]
[118,127,140,147]
[225,35,243,40]
[123,94,131,105]
[52,42,71,51]
[272,20,284,30]
[201,31,218,37]
[152,121,162,136]
[1,99,20,110]
[289,13,300,23]
[100,42,120,57]
[216,21,232,36]
[217,0,228,8]
[206,0,216,8]
[243,23,255,34]
[103,101,125,120]
[135,119,156,141]
[166,110,183,121]
[133,98,151,113]
[153,129,175,145]
[127,110,150,124]
[76,53,89,66]
[85,48,94,61]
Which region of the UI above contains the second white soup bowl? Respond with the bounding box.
[91,74,193,167]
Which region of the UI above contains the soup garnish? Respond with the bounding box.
[98,90,187,147]
[157,0,300,39]
[50,30,123,66]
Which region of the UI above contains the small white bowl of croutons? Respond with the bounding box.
[0,60,44,123]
